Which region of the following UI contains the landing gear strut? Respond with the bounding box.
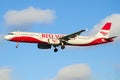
[53,42,65,52]
[16,42,19,48]
[61,42,65,49]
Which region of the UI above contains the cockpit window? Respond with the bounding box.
[8,33,14,35]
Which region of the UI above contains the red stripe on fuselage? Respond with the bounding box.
[10,36,47,44]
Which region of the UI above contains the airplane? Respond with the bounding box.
[4,22,116,52]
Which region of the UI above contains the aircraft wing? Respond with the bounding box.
[59,30,86,41]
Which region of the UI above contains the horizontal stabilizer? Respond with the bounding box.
[105,36,117,41]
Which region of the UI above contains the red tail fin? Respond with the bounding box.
[101,23,111,30]
[96,22,112,38]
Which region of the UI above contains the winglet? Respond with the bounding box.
[85,28,88,31]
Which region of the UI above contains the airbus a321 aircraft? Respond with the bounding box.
[4,22,116,52]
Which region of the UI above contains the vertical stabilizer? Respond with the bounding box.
[96,23,111,38]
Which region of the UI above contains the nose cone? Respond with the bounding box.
[4,35,10,40]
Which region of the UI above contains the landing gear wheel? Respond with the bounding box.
[54,48,58,52]
[61,46,65,49]
[16,45,18,48]
[16,42,19,48]
[61,42,65,49]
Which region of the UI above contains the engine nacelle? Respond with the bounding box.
[48,39,60,45]
[37,43,51,49]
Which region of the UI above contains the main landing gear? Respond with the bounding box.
[61,45,65,49]
[53,45,65,52]
[61,42,65,49]
[54,47,58,52]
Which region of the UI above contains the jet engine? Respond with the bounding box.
[37,43,51,49]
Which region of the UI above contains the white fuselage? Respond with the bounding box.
[4,31,112,46]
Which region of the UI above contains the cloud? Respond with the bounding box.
[3,6,56,27]
[91,14,120,40]
[0,67,11,80]
[52,64,92,80]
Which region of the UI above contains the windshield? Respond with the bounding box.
[8,33,14,35]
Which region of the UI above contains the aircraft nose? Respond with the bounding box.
[4,35,10,40]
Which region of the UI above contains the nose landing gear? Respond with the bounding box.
[16,42,19,48]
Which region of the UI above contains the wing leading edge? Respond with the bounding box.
[59,30,86,41]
